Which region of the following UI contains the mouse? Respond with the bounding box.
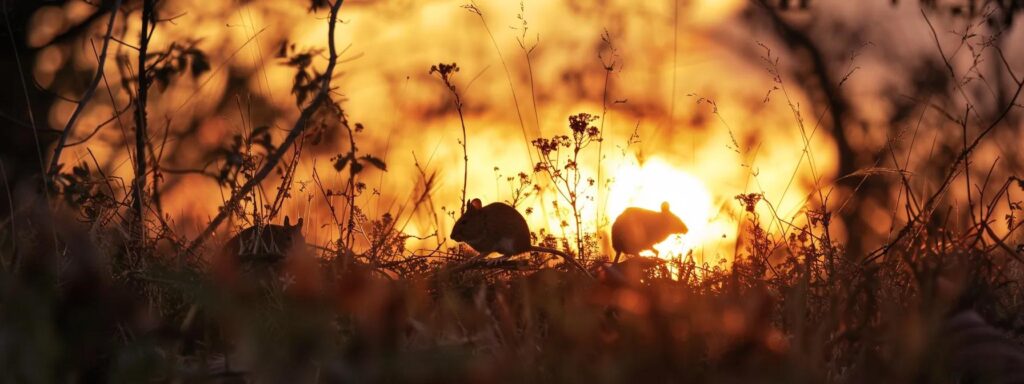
[225,216,305,263]
[193,216,308,363]
[450,198,591,276]
[213,216,306,285]
[610,202,688,263]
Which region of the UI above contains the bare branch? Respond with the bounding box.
[47,0,123,179]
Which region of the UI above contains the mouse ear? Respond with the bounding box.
[469,198,483,210]
[295,217,303,230]
[284,216,292,227]
[660,201,670,213]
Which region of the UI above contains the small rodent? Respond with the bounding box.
[611,202,688,263]
[224,216,305,263]
[451,198,590,275]
[942,308,1024,381]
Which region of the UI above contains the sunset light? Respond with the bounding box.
[5,0,1023,381]
[607,158,714,260]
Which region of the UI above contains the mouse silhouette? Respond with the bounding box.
[451,198,591,276]
[611,202,688,263]
[213,216,306,285]
[225,216,305,263]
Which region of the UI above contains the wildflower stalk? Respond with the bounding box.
[533,113,601,258]
[596,30,617,234]
[430,63,469,214]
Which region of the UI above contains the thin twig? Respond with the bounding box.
[2,1,59,256]
[464,2,534,168]
[46,0,122,179]
[868,77,1024,263]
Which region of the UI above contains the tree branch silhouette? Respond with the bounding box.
[46,0,122,181]
[185,0,346,255]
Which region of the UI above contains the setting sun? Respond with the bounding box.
[607,158,714,260]
[8,0,1021,381]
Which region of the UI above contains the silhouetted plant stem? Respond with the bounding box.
[513,1,541,143]
[596,30,617,234]
[463,3,534,169]
[132,0,154,253]
[429,63,468,214]
[513,6,562,247]
[457,101,468,215]
[342,117,358,270]
[757,1,862,255]
[2,3,60,257]
[46,0,122,182]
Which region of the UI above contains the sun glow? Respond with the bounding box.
[606,158,715,260]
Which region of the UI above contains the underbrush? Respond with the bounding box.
[1,190,1022,383]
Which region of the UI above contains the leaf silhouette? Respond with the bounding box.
[360,155,387,171]
[333,154,350,172]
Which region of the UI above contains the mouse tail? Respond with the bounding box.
[529,246,593,279]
